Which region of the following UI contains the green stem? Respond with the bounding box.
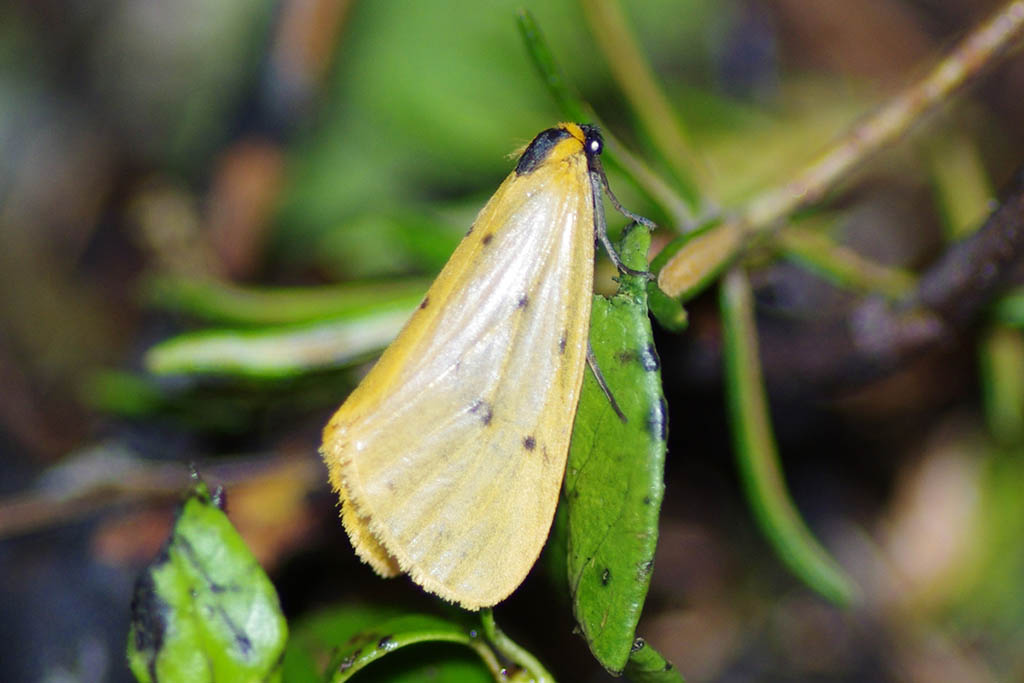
[480,609,556,682]
[720,267,858,605]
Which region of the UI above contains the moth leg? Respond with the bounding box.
[588,166,655,281]
[587,341,627,423]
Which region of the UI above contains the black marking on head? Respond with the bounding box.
[647,397,668,442]
[482,233,494,246]
[419,296,430,310]
[470,399,493,426]
[640,343,661,371]
[516,294,529,309]
[523,435,536,451]
[558,331,567,354]
[631,637,646,653]
[600,568,611,586]
[515,126,574,175]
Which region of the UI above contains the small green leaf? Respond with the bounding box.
[126,481,287,683]
[566,225,667,673]
[283,605,404,682]
[646,280,688,332]
[320,613,496,683]
[624,637,685,682]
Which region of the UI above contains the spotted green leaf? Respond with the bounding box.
[566,225,669,674]
[126,481,287,683]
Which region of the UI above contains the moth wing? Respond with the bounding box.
[322,153,595,609]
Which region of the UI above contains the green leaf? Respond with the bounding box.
[283,605,403,682]
[566,225,668,674]
[720,267,857,605]
[624,637,686,683]
[144,306,414,379]
[126,481,287,683]
[143,276,428,327]
[318,613,496,683]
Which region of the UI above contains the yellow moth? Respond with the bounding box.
[321,122,651,609]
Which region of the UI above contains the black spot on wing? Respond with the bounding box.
[558,331,567,354]
[515,126,574,175]
[523,436,536,451]
[469,399,493,426]
[640,343,661,371]
[482,233,494,246]
[648,397,668,442]
[419,296,430,310]
[516,294,529,309]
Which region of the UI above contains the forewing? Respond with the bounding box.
[323,155,595,608]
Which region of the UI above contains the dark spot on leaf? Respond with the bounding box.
[516,294,529,309]
[482,233,494,245]
[558,331,567,354]
[631,637,646,653]
[129,572,167,659]
[601,568,610,585]
[640,343,661,371]
[647,397,668,442]
[523,435,536,450]
[338,654,356,672]
[637,559,654,580]
[419,297,430,310]
[378,635,395,650]
[643,495,652,505]
[470,399,493,426]
[234,632,253,656]
[616,349,635,365]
